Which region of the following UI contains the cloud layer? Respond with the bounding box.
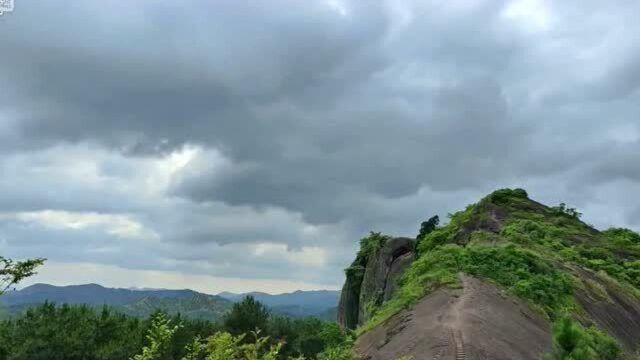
[1,0,640,292]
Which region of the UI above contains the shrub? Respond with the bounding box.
[203,331,281,360]
[487,188,528,204]
[357,232,390,260]
[544,317,622,360]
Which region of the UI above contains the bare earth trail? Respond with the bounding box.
[356,275,552,360]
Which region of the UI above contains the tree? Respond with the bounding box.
[417,215,439,240]
[552,203,582,219]
[0,256,46,294]
[131,312,181,360]
[180,336,204,360]
[223,296,269,336]
[415,215,439,255]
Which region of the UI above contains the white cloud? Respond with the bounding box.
[13,210,158,240]
[501,0,554,33]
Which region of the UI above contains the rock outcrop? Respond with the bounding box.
[337,237,415,329]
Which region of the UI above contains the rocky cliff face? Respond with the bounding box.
[337,237,415,329]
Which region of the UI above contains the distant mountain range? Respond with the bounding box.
[217,290,340,319]
[0,284,340,321]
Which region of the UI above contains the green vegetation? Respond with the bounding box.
[0,256,45,294]
[500,216,640,290]
[132,312,181,360]
[120,294,231,321]
[356,232,390,260]
[343,232,391,288]
[417,215,440,240]
[224,296,270,336]
[544,317,621,360]
[550,203,583,220]
[0,263,347,359]
[0,299,351,359]
[0,303,218,360]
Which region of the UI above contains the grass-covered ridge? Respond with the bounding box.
[355,188,640,356]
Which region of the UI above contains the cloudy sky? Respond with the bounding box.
[1,0,639,294]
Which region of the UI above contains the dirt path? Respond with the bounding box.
[439,274,470,360]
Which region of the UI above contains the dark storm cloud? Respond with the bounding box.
[2,0,640,288]
[1,0,388,155]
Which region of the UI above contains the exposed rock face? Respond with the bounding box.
[356,275,553,360]
[573,267,640,354]
[337,237,415,329]
[337,265,365,330]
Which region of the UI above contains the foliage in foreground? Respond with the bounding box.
[129,311,353,360]
[0,256,46,294]
[0,296,351,360]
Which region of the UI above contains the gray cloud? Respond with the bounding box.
[1,0,640,290]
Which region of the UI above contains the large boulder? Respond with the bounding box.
[337,265,365,330]
[337,237,416,329]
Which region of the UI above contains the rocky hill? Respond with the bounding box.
[338,189,640,359]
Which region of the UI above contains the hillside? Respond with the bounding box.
[218,289,340,318]
[119,293,231,320]
[0,283,340,321]
[1,283,204,306]
[0,283,232,320]
[338,189,640,359]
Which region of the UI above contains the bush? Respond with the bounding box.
[203,331,281,360]
[544,317,622,360]
[357,232,390,260]
[487,188,529,204]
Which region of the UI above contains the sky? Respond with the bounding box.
[1,0,640,294]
